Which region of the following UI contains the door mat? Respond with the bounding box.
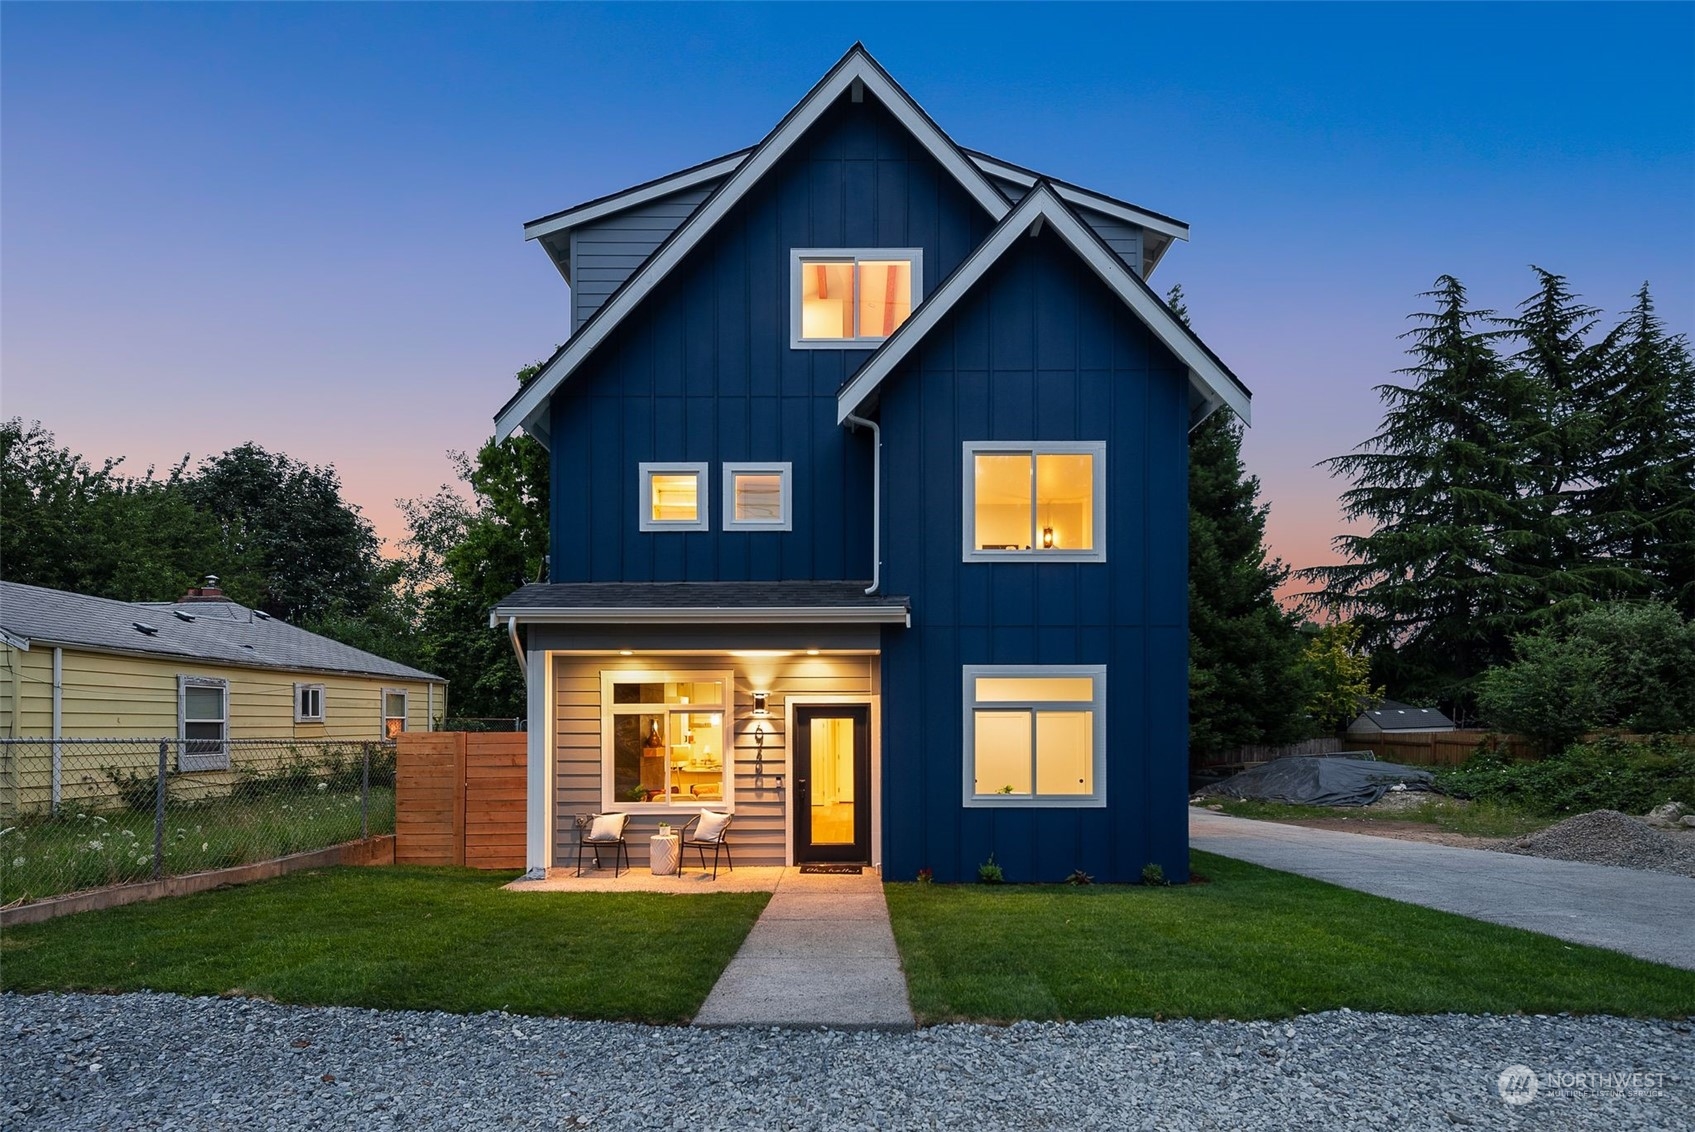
[799,864,864,875]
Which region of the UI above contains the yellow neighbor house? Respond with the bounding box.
[0,578,445,751]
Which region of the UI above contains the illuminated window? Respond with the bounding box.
[383,689,408,739]
[791,249,922,347]
[639,462,709,531]
[964,666,1105,807]
[722,463,793,530]
[963,442,1105,562]
[602,671,734,810]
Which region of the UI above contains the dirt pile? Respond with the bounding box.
[1497,810,1695,878]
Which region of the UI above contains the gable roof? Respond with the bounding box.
[836,183,1252,429]
[1348,699,1457,732]
[0,581,441,682]
[495,44,1013,446]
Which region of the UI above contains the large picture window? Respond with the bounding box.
[791,249,922,347]
[963,442,1106,562]
[178,675,230,772]
[601,670,734,810]
[963,666,1105,807]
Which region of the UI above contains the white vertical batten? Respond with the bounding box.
[50,647,62,811]
[524,646,551,878]
[844,414,882,594]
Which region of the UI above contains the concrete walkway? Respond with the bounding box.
[693,868,915,1030]
[1190,808,1695,970]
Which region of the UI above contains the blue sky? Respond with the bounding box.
[4,2,1691,587]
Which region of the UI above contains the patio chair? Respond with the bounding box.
[575,812,630,877]
[678,811,734,879]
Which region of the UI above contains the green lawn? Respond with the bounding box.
[886,851,1695,1023]
[1,866,769,1023]
[0,787,396,905]
[1210,795,1553,838]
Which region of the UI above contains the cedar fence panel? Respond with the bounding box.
[1348,729,1534,766]
[395,733,526,869]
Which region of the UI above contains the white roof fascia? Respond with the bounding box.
[489,606,912,627]
[522,152,749,243]
[965,153,1190,243]
[0,627,30,650]
[836,185,1251,427]
[496,47,1012,443]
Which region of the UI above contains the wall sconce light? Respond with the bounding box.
[1041,526,1056,549]
[752,691,770,717]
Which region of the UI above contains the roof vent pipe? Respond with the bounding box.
[843,413,882,595]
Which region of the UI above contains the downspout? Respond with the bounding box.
[51,646,62,813]
[843,413,882,595]
[507,616,526,682]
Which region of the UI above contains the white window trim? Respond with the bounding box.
[382,688,408,739]
[790,248,924,349]
[961,441,1107,563]
[722,462,793,531]
[638,462,710,531]
[178,674,230,772]
[962,664,1106,809]
[599,668,735,814]
[294,682,326,724]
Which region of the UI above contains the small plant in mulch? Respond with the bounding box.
[976,854,1004,884]
[1063,868,1094,885]
[915,867,934,885]
[1140,862,1168,887]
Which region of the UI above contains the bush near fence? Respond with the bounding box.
[0,738,395,905]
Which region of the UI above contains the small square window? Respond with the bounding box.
[722,463,792,531]
[791,250,923,348]
[294,682,325,723]
[639,463,709,531]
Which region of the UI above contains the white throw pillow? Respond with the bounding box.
[588,813,625,841]
[693,811,731,842]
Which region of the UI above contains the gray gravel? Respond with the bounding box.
[4,992,1691,1130]
[1497,810,1695,878]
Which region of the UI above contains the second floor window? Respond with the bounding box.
[639,463,710,531]
[791,249,922,347]
[963,442,1106,562]
[723,463,793,531]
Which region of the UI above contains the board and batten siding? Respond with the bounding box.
[548,90,996,586]
[983,176,1145,277]
[551,653,878,868]
[570,184,719,331]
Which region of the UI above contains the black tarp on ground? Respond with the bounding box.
[1197,756,1437,806]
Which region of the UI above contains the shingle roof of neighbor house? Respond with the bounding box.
[489,581,911,625]
[1351,699,1457,732]
[0,581,440,682]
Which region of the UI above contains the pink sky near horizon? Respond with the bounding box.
[4,6,1689,610]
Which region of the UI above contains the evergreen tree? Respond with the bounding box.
[1301,276,1547,718]
[1173,287,1312,759]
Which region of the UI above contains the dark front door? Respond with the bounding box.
[793,705,871,863]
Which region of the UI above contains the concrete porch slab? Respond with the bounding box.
[503,866,786,894]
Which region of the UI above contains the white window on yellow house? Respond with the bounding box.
[178,675,230,772]
[294,683,325,723]
[791,250,922,347]
[963,442,1106,562]
[963,666,1105,807]
[383,689,408,739]
[639,463,709,531]
[601,670,733,810]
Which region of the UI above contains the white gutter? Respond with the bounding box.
[491,605,909,626]
[51,646,62,812]
[843,413,882,595]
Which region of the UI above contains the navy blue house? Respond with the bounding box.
[492,46,1251,883]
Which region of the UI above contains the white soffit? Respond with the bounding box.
[835,185,1252,427]
[495,45,1012,444]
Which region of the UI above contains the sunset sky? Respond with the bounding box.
[5,3,1691,601]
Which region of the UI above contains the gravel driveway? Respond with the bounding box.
[5,992,1690,1130]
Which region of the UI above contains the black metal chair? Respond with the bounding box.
[575,812,630,877]
[679,812,735,879]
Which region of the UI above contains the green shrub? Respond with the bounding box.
[1436,737,1695,817]
[1141,863,1168,886]
[103,767,161,814]
[976,854,1004,884]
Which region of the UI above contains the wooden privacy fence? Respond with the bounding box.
[395,732,526,869]
[1347,729,1535,766]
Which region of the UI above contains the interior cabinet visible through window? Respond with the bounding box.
[791,249,922,347]
[639,462,710,531]
[963,666,1105,807]
[963,442,1106,561]
[601,670,734,810]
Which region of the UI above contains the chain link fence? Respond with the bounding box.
[0,738,395,905]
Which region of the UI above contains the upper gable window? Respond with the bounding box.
[791,250,923,348]
[639,463,710,531]
[963,442,1106,562]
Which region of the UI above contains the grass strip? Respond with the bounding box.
[2,865,768,1024]
[887,851,1695,1024]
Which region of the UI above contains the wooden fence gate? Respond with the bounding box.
[395,732,526,869]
